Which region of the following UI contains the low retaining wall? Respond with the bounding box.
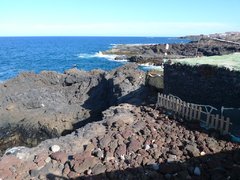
[164,63,240,108]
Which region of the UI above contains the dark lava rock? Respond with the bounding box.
[0,64,147,154]
[103,35,240,66]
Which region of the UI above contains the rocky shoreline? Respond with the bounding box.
[0,64,240,179]
[102,32,240,66]
[0,103,240,179]
[1,33,240,179]
[0,64,150,156]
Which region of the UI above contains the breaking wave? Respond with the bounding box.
[77,51,128,62]
[139,63,163,71]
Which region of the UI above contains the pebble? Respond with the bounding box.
[145,144,151,150]
[1,105,240,179]
[50,145,60,152]
[120,155,125,160]
[200,151,206,156]
[45,157,51,163]
[93,148,104,159]
[87,169,92,175]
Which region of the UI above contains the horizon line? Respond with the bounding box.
[0,35,183,38]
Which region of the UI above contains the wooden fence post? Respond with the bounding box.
[169,96,173,110]
[172,98,177,112]
[206,113,210,127]
[214,114,219,130]
[182,102,186,118]
[156,93,159,108]
[223,117,230,135]
[189,104,193,121]
[164,94,167,108]
[210,115,215,128]
[193,105,198,120]
[157,93,161,107]
[176,99,180,114]
[185,103,190,120]
[197,107,202,121]
[219,116,225,134]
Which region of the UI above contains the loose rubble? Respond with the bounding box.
[0,104,239,179]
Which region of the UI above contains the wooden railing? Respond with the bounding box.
[156,93,231,135]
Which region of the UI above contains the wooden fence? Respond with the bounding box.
[156,93,231,135]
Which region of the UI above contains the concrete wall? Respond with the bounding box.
[164,63,240,108]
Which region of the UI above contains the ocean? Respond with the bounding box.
[0,36,187,81]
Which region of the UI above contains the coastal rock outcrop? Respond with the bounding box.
[0,64,147,155]
[0,104,239,179]
[103,33,240,66]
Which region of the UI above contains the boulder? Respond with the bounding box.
[0,64,147,154]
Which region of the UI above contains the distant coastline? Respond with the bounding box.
[102,32,240,68]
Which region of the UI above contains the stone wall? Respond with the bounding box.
[164,63,240,108]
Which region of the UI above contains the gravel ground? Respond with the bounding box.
[0,104,239,180]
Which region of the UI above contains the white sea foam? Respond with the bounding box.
[111,43,158,47]
[94,51,118,60]
[77,53,96,59]
[139,63,164,71]
[78,51,128,62]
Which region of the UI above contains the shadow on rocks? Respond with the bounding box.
[62,85,157,136]
[67,77,158,133]
[46,173,68,180]
[46,148,240,180]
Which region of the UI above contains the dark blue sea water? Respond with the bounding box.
[0,37,187,81]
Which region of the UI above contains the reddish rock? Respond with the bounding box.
[153,149,162,159]
[73,157,98,173]
[50,151,68,164]
[0,155,21,169]
[91,138,98,147]
[33,151,49,167]
[115,144,127,158]
[115,134,124,145]
[63,163,71,176]
[92,163,106,175]
[105,162,114,172]
[104,151,115,162]
[113,119,125,128]
[21,161,38,172]
[99,134,111,149]
[73,151,92,162]
[135,156,143,165]
[185,144,200,157]
[121,129,133,139]
[67,171,80,179]
[133,121,146,133]
[0,168,14,180]
[127,138,141,153]
[84,143,95,154]
[109,140,118,152]
[142,157,150,165]
[206,139,221,153]
[137,149,149,157]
